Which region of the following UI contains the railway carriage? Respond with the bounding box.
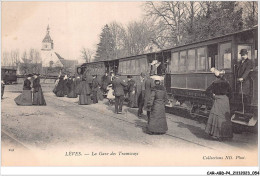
[1,68,18,84]
[165,26,258,127]
[77,26,258,128]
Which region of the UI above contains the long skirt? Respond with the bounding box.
[56,90,64,97]
[14,90,32,106]
[32,88,46,106]
[205,95,233,139]
[97,88,104,101]
[67,90,77,98]
[148,100,168,133]
[79,94,92,105]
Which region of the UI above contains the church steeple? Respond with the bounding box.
[42,25,53,51]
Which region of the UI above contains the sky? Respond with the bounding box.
[2,2,144,61]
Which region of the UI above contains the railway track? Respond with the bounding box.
[1,129,30,150]
[5,87,255,150]
[44,94,215,150]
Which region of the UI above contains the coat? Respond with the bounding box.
[144,77,155,111]
[112,77,127,96]
[67,79,77,98]
[127,79,137,107]
[54,78,65,97]
[237,58,253,95]
[147,85,168,133]
[32,77,46,105]
[78,80,92,105]
[23,79,32,90]
[92,77,99,92]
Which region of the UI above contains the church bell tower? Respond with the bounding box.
[41,25,54,51]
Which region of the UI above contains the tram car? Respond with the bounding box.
[77,26,258,128]
[1,68,18,84]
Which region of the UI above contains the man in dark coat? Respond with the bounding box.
[144,73,155,119]
[112,73,127,114]
[92,75,99,104]
[137,72,146,117]
[127,75,137,108]
[237,49,254,102]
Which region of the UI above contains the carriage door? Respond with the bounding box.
[207,44,218,69]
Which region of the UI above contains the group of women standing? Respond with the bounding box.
[14,73,46,106]
[53,73,104,105]
[14,67,233,141]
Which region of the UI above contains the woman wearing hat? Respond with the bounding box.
[77,74,92,105]
[32,73,46,105]
[205,68,233,141]
[14,74,33,106]
[146,79,168,135]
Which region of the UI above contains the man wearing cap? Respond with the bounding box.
[127,75,137,108]
[112,73,127,114]
[237,49,253,98]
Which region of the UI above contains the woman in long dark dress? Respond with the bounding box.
[77,75,92,105]
[14,74,33,106]
[54,76,65,97]
[205,68,233,140]
[32,74,46,106]
[67,76,77,98]
[146,80,168,134]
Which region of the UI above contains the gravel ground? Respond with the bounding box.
[1,83,258,166]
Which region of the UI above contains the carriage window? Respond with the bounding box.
[170,52,178,72]
[219,43,231,69]
[197,47,206,71]
[187,49,195,71]
[130,60,136,74]
[135,59,140,74]
[140,58,147,73]
[126,60,132,74]
[179,51,187,71]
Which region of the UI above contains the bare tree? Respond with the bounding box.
[81,47,94,63]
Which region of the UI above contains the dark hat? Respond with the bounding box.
[27,74,33,77]
[239,49,248,55]
[92,74,97,77]
[127,75,133,78]
[140,72,145,77]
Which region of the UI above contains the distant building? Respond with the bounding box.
[40,25,78,76]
